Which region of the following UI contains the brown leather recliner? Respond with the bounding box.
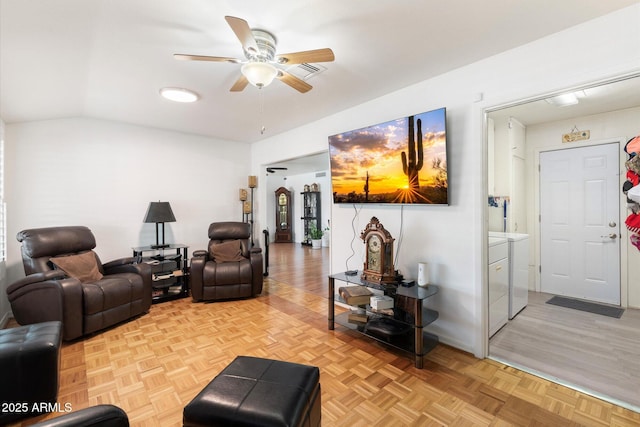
[6,226,152,341]
[190,222,263,302]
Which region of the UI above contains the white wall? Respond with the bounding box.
[251,4,640,357]
[525,106,640,307]
[0,118,8,326]
[4,117,251,287]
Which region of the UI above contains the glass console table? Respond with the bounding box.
[328,271,439,369]
[133,244,189,303]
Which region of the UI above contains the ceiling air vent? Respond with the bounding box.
[286,63,327,81]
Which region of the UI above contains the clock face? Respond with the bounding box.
[367,235,382,271]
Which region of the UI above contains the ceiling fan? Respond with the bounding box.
[266,167,288,173]
[174,16,335,93]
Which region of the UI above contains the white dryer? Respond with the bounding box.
[489,232,529,319]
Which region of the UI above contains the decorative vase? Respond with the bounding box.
[321,230,330,247]
[417,262,429,287]
[311,239,322,249]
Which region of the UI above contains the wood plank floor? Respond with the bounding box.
[5,243,640,426]
[490,291,640,411]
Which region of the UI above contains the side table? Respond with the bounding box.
[133,244,189,303]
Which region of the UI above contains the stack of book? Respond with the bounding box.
[347,311,368,325]
[370,295,394,310]
[338,286,373,306]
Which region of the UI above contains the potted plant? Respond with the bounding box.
[309,224,323,249]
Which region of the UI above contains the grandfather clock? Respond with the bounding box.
[274,187,293,242]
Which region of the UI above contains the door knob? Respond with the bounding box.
[600,233,617,239]
[609,221,617,227]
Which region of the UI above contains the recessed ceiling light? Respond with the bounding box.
[545,92,579,107]
[160,87,199,103]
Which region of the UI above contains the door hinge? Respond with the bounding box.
[539,214,541,222]
[539,265,541,273]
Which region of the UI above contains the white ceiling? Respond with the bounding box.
[1,0,638,143]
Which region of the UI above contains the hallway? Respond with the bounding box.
[267,242,329,297]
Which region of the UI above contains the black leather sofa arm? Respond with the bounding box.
[102,256,136,268]
[103,258,152,278]
[7,270,67,293]
[31,404,129,427]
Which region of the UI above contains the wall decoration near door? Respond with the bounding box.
[274,187,292,243]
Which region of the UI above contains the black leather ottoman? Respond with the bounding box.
[0,321,62,424]
[183,356,321,427]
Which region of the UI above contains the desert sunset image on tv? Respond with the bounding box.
[328,108,448,204]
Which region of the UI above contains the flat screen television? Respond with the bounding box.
[328,107,448,204]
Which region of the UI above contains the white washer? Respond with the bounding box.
[489,232,529,319]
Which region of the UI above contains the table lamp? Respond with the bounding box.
[143,201,176,249]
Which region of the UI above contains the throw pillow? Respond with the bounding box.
[211,240,245,262]
[50,251,104,282]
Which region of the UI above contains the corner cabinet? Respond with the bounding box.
[300,191,321,245]
[328,272,439,369]
[274,187,293,243]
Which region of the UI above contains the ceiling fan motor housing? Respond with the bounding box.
[245,29,277,62]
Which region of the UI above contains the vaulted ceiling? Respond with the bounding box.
[1,0,637,143]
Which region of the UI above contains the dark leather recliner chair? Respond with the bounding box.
[6,226,152,341]
[190,222,263,302]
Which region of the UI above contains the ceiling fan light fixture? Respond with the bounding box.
[160,87,199,103]
[241,62,278,88]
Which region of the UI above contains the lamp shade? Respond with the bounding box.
[143,202,176,223]
[241,62,278,88]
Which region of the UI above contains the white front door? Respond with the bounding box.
[540,143,620,305]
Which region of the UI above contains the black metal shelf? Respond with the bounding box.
[328,271,439,369]
[133,244,190,303]
[300,191,321,245]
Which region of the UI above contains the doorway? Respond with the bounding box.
[263,151,331,245]
[540,143,621,304]
[485,74,640,410]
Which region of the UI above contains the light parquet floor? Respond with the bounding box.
[6,243,640,426]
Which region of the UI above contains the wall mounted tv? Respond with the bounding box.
[328,107,448,205]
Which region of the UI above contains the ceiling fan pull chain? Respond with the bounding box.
[260,89,266,135]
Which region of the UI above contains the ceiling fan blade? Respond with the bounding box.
[275,48,335,65]
[276,70,312,93]
[174,53,241,63]
[230,74,249,92]
[225,16,259,54]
